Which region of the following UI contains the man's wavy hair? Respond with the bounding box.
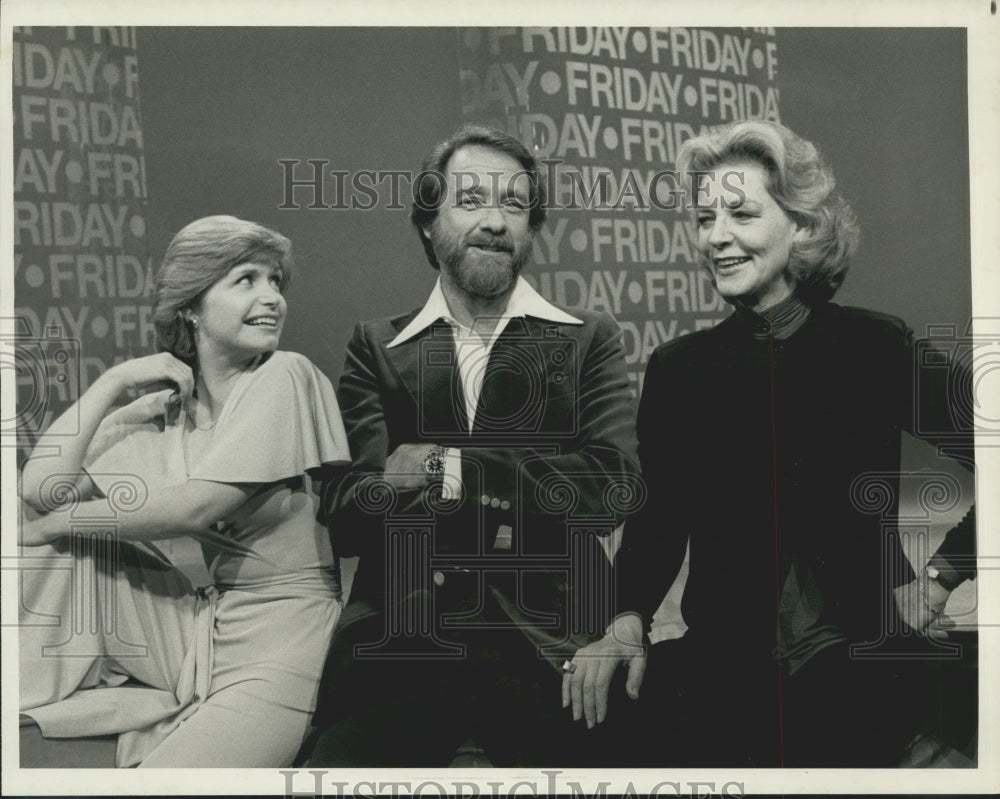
[410,124,547,270]
[153,215,293,365]
[677,120,860,304]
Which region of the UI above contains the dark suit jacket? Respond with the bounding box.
[328,306,640,666]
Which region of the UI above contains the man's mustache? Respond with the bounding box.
[466,235,514,252]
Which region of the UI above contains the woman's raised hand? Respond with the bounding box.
[104,353,195,405]
[22,353,195,512]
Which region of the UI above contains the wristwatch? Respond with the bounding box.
[422,445,447,481]
[923,564,958,592]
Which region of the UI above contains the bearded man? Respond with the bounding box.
[303,125,640,767]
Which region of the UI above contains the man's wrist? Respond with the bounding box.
[605,612,644,644]
[442,447,462,500]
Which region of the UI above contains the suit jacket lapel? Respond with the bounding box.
[474,317,553,435]
[381,315,573,440]
[384,320,468,439]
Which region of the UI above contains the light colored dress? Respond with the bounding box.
[19,351,350,767]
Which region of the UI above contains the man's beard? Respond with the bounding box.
[430,223,532,300]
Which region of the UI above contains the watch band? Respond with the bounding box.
[924,563,960,592]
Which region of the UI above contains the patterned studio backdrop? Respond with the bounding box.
[10,26,151,450]
[459,27,781,393]
[9,27,781,445]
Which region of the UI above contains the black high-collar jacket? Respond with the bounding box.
[616,301,975,657]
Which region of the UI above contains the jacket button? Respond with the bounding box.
[481,494,491,506]
[500,500,510,510]
[490,497,501,508]
[433,571,445,586]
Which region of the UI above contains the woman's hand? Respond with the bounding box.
[18,498,67,547]
[893,576,952,639]
[21,352,195,514]
[102,353,195,405]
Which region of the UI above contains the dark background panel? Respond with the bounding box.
[139,27,464,378]
[777,27,970,336]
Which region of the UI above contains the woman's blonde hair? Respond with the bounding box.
[677,120,860,303]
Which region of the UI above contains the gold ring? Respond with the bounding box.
[561,660,577,674]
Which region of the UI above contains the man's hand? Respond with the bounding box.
[562,613,646,728]
[893,575,952,640]
[383,443,436,490]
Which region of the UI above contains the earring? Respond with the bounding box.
[190,317,199,328]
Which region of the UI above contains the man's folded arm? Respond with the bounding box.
[458,312,640,523]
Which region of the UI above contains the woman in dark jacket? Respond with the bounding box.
[563,120,976,767]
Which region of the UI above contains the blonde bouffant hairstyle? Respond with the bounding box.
[677,120,860,304]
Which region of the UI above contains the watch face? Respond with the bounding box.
[423,447,445,476]
[926,566,941,581]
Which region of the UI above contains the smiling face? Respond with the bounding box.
[424,145,534,301]
[192,259,286,366]
[693,159,803,312]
